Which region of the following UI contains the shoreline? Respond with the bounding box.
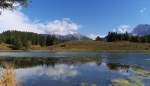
[0,49,150,53]
[1,40,150,53]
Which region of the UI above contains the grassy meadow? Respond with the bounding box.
[1,40,150,52]
[48,40,150,52]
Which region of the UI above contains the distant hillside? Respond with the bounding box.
[0,30,91,50]
[48,40,150,52]
[0,30,60,50]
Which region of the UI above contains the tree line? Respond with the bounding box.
[0,31,62,50]
[105,32,150,43]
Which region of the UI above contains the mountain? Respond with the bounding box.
[41,33,91,40]
[55,33,91,40]
[132,24,150,36]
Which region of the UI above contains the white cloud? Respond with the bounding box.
[140,8,147,13]
[45,19,80,35]
[113,25,131,33]
[0,9,80,35]
[16,64,78,82]
[87,34,106,40]
[87,34,99,40]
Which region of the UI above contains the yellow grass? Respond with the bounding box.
[1,40,150,52]
[30,45,48,50]
[0,64,16,86]
[48,40,150,52]
[0,43,12,50]
[112,79,144,86]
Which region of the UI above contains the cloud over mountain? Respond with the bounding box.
[0,9,80,35]
[113,25,131,33]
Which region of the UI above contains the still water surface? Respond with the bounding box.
[1,52,150,86]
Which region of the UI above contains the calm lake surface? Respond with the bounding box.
[1,51,150,86]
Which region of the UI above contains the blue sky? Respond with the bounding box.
[21,0,150,36]
[0,0,150,39]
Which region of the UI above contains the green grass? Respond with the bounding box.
[133,67,150,77]
[80,83,97,86]
[48,40,150,52]
[112,79,144,86]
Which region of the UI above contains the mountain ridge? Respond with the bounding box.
[132,24,150,36]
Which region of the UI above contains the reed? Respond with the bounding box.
[0,64,16,86]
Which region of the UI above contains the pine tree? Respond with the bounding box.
[95,36,102,41]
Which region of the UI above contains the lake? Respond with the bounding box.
[0,52,150,86]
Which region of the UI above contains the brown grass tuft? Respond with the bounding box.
[0,64,16,86]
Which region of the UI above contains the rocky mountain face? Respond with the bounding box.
[55,33,91,40]
[132,24,150,36]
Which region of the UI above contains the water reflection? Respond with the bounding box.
[15,61,150,86]
[0,52,150,86]
[16,64,78,83]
